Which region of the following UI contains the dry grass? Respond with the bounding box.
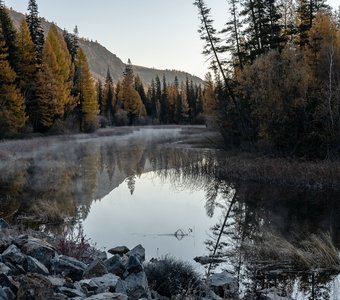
[244,232,340,272]
[218,153,340,190]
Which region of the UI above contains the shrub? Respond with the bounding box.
[145,256,201,297]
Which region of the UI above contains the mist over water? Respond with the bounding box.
[1,126,340,298]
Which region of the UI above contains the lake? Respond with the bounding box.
[1,126,340,299]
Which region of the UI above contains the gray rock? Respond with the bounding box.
[108,246,129,256]
[3,287,15,300]
[206,271,238,298]
[47,275,66,287]
[126,255,143,274]
[89,273,120,293]
[0,219,9,230]
[83,258,108,279]
[126,245,145,262]
[16,273,54,300]
[0,263,11,275]
[0,288,7,300]
[25,256,49,275]
[0,274,18,293]
[74,278,98,294]
[51,255,87,281]
[207,271,236,288]
[104,255,125,276]
[116,271,149,300]
[2,244,26,266]
[85,292,128,300]
[58,286,86,298]
[0,236,12,253]
[19,237,56,268]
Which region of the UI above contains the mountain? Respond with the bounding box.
[8,9,203,86]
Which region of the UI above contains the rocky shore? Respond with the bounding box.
[0,219,240,300]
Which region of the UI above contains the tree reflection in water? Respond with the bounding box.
[1,128,340,298]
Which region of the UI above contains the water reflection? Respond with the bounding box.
[1,127,340,298]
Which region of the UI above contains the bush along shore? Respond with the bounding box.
[0,219,247,300]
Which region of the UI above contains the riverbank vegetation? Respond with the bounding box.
[195,0,340,159]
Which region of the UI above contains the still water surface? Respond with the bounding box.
[1,126,340,299]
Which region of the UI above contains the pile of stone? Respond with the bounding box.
[0,228,150,299]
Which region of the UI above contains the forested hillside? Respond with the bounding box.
[0,0,211,138]
[8,9,203,85]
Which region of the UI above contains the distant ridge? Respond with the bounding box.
[8,9,203,86]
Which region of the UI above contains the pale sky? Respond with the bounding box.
[4,0,339,79]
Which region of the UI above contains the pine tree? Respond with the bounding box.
[74,48,99,132]
[220,0,244,70]
[26,0,44,64]
[96,80,103,114]
[102,68,115,124]
[0,25,26,137]
[160,75,169,124]
[63,26,78,63]
[0,2,19,72]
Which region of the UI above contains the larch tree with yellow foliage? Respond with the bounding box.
[0,25,26,137]
[119,59,145,125]
[74,48,99,132]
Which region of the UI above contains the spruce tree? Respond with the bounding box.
[0,25,26,137]
[0,2,19,72]
[26,0,44,64]
[103,68,115,124]
[160,75,169,124]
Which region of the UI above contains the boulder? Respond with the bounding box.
[2,245,26,266]
[85,292,128,300]
[19,237,56,268]
[0,288,7,300]
[25,256,49,275]
[0,263,11,275]
[83,259,108,279]
[47,275,66,287]
[16,273,54,300]
[89,273,120,293]
[126,245,145,262]
[104,255,125,276]
[57,286,86,298]
[126,255,143,274]
[0,219,9,230]
[0,236,12,253]
[0,274,19,294]
[51,255,87,282]
[108,246,129,256]
[116,271,149,300]
[206,271,238,298]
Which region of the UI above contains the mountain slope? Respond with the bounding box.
[8,9,203,85]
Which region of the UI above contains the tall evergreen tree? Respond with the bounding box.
[160,75,169,124]
[0,1,19,72]
[220,0,244,70]
[74,48,99,132]
[0,24,26,137]
[16,18,36,123]
[46,24,72,115]
[26,0,44,64]
[102,68,115,124]
[119,59,145,124]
